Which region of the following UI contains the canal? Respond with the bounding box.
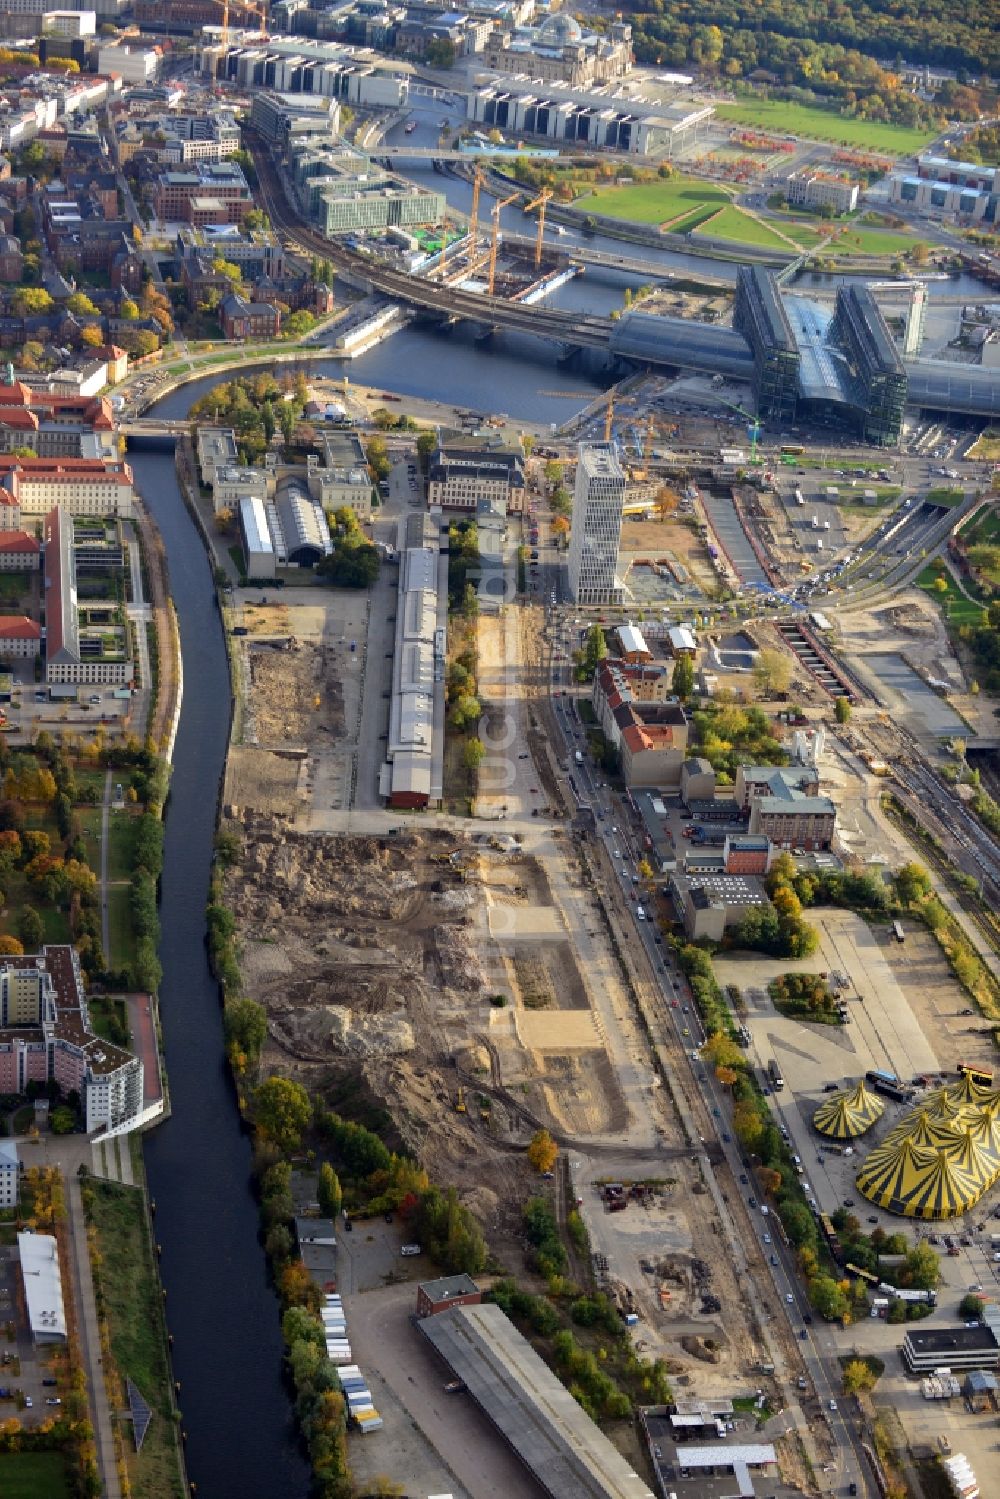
[131,337,594,1497]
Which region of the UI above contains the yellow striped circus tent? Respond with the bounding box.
[812,1079,885,1139]
[885,1108,973,1153]
[945,1072,997,1108]
[941,1127,998,1193]
[855,1138,980,1220]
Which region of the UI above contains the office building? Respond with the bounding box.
[902,1326,999,1375]
[669,871,771,942]
[890,155,1000,223]
[733,264,800,421]
[207,37,410,111]
[427,436,525,514]
[2,457,134,519]
[249,89,341,148]
[567,442,625,605]
[0,617,42,659]
[787,171,859,215]
[43,507,132,686]
[0,531,40,569]
[830,284,908,445]
[468,81,712,158]
[309,429,371,515]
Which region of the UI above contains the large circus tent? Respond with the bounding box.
[855,1077,1000,1219]
[813,1080,884,1140]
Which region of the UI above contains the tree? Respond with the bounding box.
[898,1241,940,1291]
[66,292,99,316]
[671,654,695,700]
[120,297,140,320]
[527,1129,558,1173]
[576,625,607,681]
[959,1293,984,1318]
[80,325,104,349]
[0,935,23,955]
[449,693,481,730]
[224,999,267,1064]
[894,862,931,906]
[50,1105,76,1135]
[753,648,792,698]
[18,906,43,952]
[462,737,486,772]
[808,1274,850,1322]
[551,515,570,543]
[702,1032,744,1069]
[842,1358,878,1395]
[415,430,436,472]
[834,696,851,724]
[12,286,53,316]
[426,37,456,67]
[254,1076,312,1153]
[733,1100,764,1151]
[317,1162,342,1218]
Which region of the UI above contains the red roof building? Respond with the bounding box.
[0,531,40,571]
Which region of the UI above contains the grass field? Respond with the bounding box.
[714,99,935,155]
[824,225,923,256]
[967,429,1000,461]
[108,884,135,971]
[960,507,1000,547]
[694,204,796,250]
[0,1452,71,1498]
[576,175,730,226]
[917,565,986,627]
[927,488,966,508]
[84,1180,185,1499]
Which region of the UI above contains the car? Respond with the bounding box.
[803,1313,813,1324]
[89,695,101,704]
[763,1232,771,1244]
[770,1254,778,1266]
[722,1131,731,1143]
[749,1197,757,1209]
[671,998,679,1008]
[868,1216,878,1224]
[828,1398,837,1412]
[401,1243,422,1256]
[849,1484,858,1496]
[24,1397,32,1408]
[786,1293,794,1304]
[739,1173,748,1185]
[799,1328,808,1340]
[444,1380,466,1394]
[45,1397,62,1406]
[41,1379,57,1387]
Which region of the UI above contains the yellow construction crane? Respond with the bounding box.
[524,186,553,269]
[487,192,519,296]
[467,166,486,257]
[218,0,268,49]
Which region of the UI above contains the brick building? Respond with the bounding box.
[416,1274,482,1319]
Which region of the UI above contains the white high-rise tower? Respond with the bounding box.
[567,442,625,604]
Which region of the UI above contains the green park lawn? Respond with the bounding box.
[576,175,730,226]
[824,224,924,256]
[0,1451,71,1498]
[693,204,796,250]
[917,565,986,627]
[713,99,936,156]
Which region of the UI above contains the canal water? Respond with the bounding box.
[134,445,310,1499]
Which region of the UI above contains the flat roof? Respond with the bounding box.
[17,1231,66,1340]
[905,1326,998,1353]
[418,1273,480,1301]
[419,1302,654,1499]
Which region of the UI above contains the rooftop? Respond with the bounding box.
[17,1231,66,1340]
[419,1302,654,1499]
[418,1272,481,1302]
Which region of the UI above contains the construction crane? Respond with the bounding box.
[467,166,486,258]
[524,187,552,269]
[218,0,268,47]
[487,192,518,296]
[717,394,763,463]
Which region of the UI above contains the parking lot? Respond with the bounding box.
[0,1240,60,1424]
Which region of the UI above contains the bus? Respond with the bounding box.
[866,1069,915,1103]
[845,1262,880,1287]
[892,920,905,943]
[767,1058,785,1092]
[781,444,805,458]
[958,1063,995,1088]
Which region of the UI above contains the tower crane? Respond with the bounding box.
[467,166,485,257]
[523,187,552,269]
[487,192,519,296]
[218,0,268,48]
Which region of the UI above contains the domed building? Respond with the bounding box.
[484,13,633,88]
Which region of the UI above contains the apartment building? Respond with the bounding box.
[43,507,132,686]
[0,946,144,1137]
[0,1139,17,1208]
